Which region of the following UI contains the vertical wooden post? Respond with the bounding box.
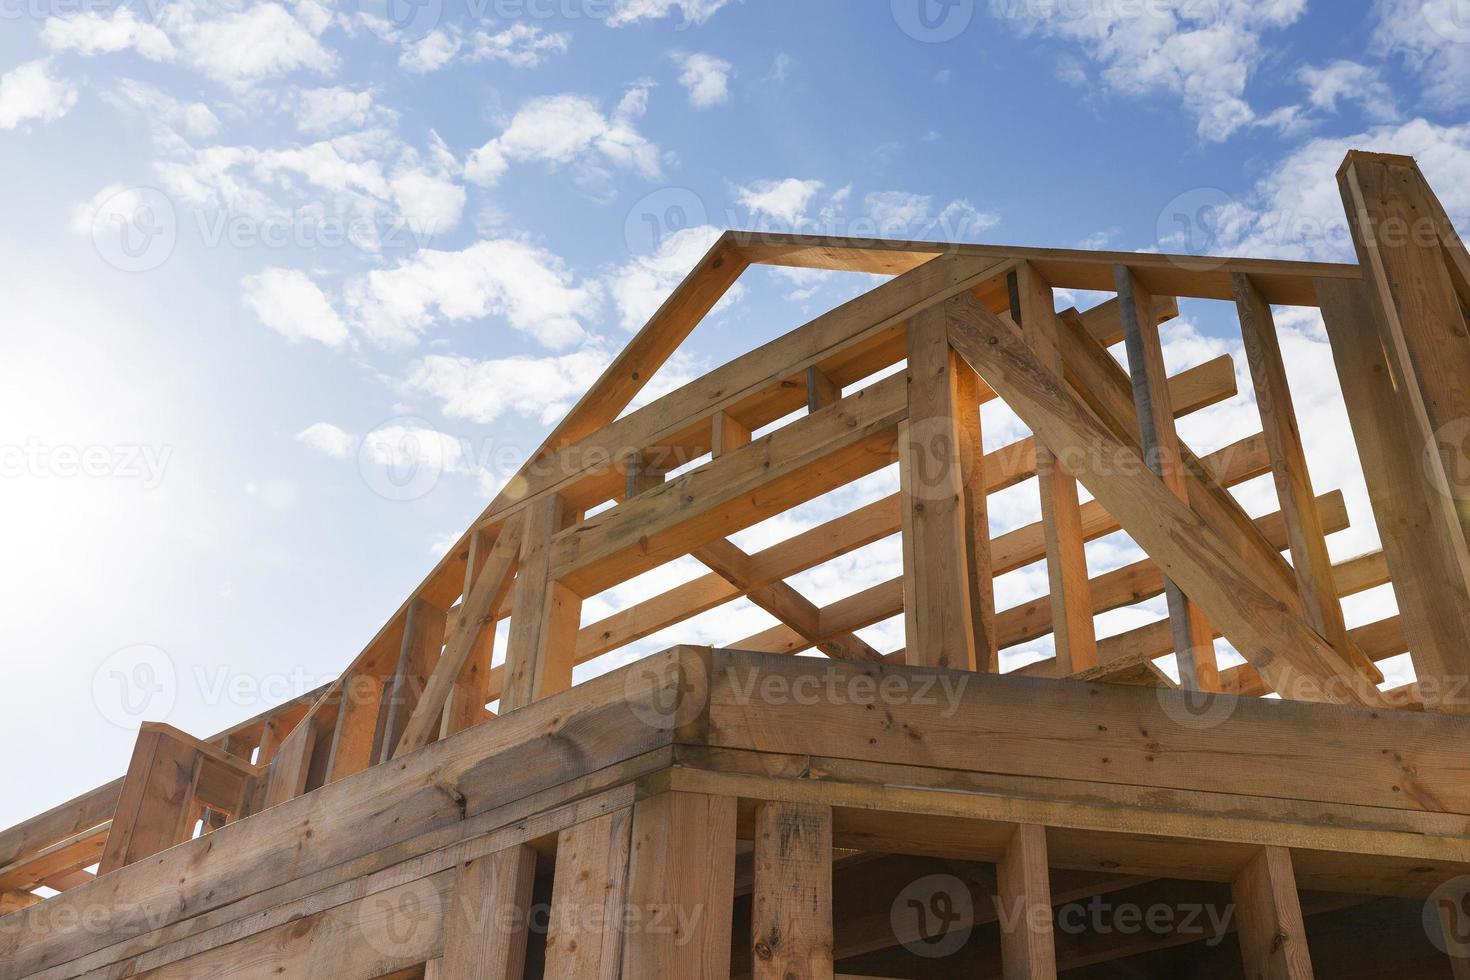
[1116,266,1220,692]
[379,599,448,762]
[1013,265,1098,674]
[545,809,633,979]
[1317,277,1470,713]
[442,530,500,738]
[1233,273,1380,683]
[1339,152,1470,547]
[98,726,199,875]
[326,670,385,783]
[805,367,840,413]
[622,792,737,979]
[997,823,1056,980]
[502,494,582,713]
[900,304,988,671]
[711,411,751,459]
[440,845,539,980]
[1232,846,1313,979]
[751,801,833,980]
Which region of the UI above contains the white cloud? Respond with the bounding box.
[470,23,570,68]
[345,239,601,348]
[991,0,1306,141]
[168,3,336,86]
[734,177,824,226]
[103,79,220,143]
[1373,0,1470,108]
[296,421,356,458]
[241,268,349,347]
[407,348,615,425]
[1200,118,1470,261]
[607,0,735,27]
[860,191,1001,241]
[1299,60,1398,121]
[42,9,175,61]
[390,167,466,237]
[292,86,393,135]
[399,26,461,74]
[465,86,662,187]
[408,343,704,426]
[672,51,732,108]
[0,60,78,130]
[606,224,739,331]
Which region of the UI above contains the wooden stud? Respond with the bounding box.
[1234,272,1380,682]
[1116,266,1220,692]
[440,845,538,980]
[900,305,985,670]
[1013,264,1098,673]
[711,410,751,459]
[997,824,1057,980]
[545,809,634,979]
[395,521,521,757]
[751,801,833,980]
[806,366,840,413]
[325,670,385,784]
[622,792,737,979]
[99,727,200,875]
[1317,276,1470,713]
[1232,846,1314,979]
[1339,152,1470,547]
[502,494,582,713]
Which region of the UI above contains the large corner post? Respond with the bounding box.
[1327,152,1470,712]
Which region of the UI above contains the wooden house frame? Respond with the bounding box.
[4,150,1470,976]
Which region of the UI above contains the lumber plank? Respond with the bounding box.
[1232,846,1314,979]
[622,792,737,979]
[502,496,581,712]
[97,728,198,875]
[1235,272,1361,677]
[997,824,1057,979]
[752,801,834,980]
[1339,152,1470,546]
[1015,264,1096,673]
[1317,275,1470,713]
[734,233,1360,305]
[440,844,538,980]
[900,305,983,670]
[545,809,634,979]
[396,520,521,755]
[947,291,1384,707]
[700,650,1464,815]
[1117,266,1219,691]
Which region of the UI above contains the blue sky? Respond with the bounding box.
[2,0,1468,828]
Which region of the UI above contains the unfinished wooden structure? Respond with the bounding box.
[4,150,1470,977]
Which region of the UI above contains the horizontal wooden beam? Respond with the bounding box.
[735,232,1361,305]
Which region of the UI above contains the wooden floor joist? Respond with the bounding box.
[6,149,1470,979]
